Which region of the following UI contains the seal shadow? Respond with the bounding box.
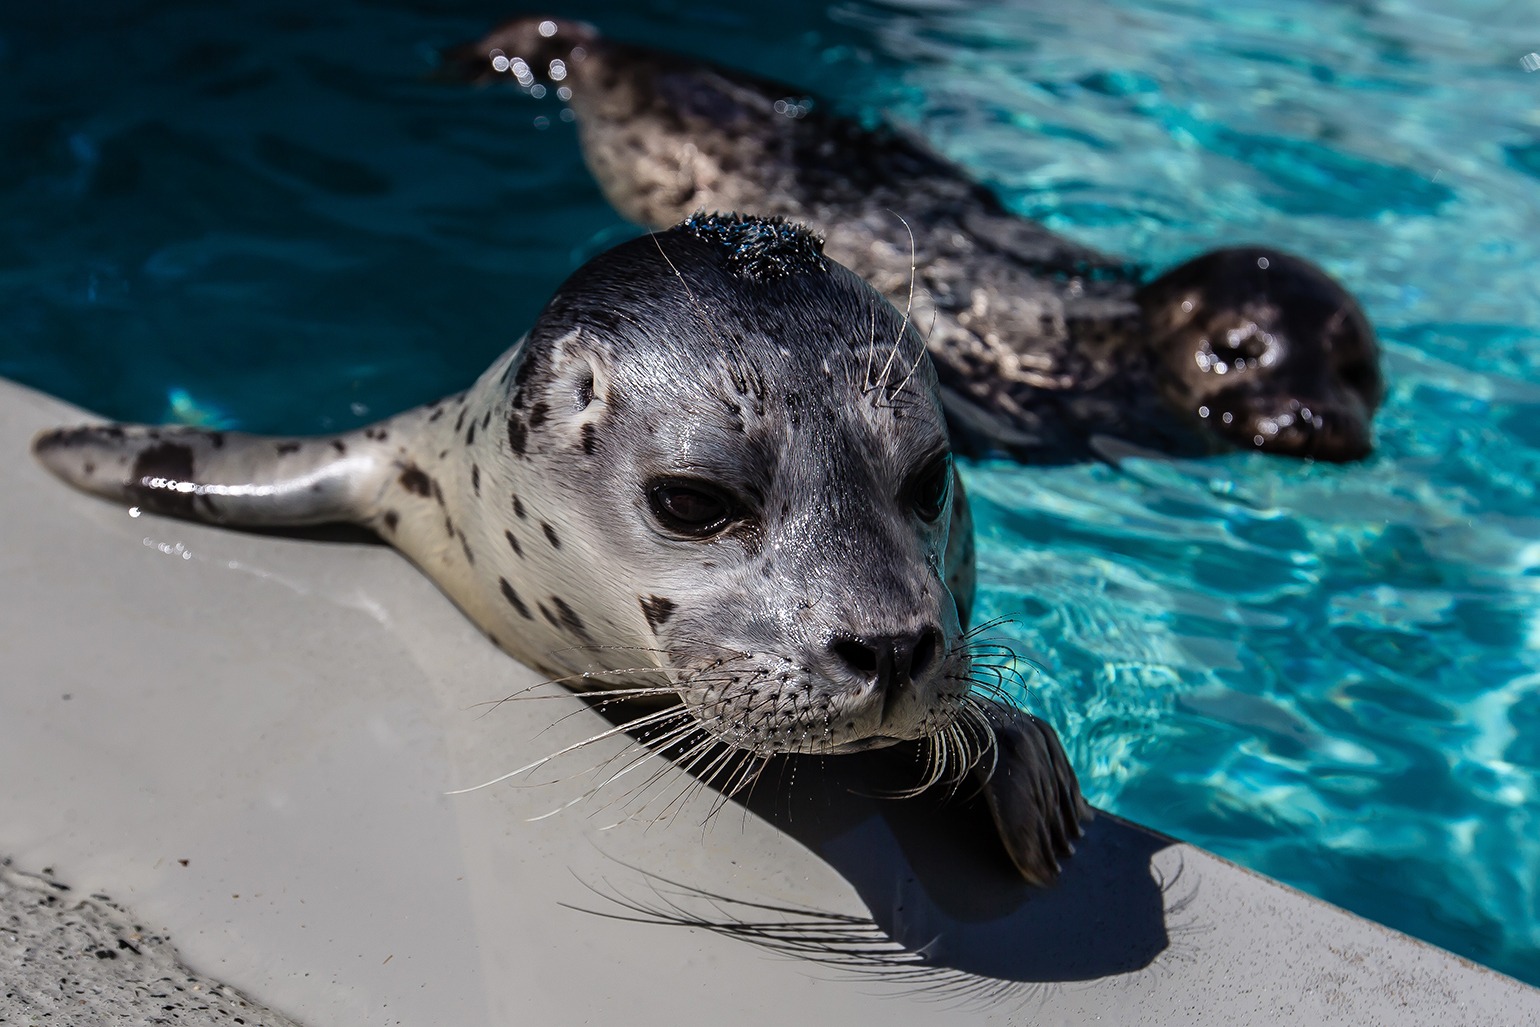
[745,751,1175,984]
[574,711,1179,992]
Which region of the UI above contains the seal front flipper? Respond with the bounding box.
[972,701,1092,886]
[31,421,403,529]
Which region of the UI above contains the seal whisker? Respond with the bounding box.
[447,704,692,794]
[699,749,766,828]
[473,670,678,719]
[621,736,727,828]
[571,719,706,803]
[871,209,918,404]
[567,719,708,809]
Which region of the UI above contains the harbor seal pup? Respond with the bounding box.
[444,17,1384,463]
[33,213,1088,885]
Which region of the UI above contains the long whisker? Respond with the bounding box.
[447,704,688,794]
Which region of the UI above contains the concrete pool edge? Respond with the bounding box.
[2,376,1536,1026]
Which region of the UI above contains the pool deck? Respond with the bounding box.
[3,377,1537,1026]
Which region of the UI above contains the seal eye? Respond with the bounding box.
[910,453,953,522]
[648,479,734,537]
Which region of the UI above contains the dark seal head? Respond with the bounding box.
[1138,247,1383,461]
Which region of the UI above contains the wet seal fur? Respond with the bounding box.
[34,213,1088,885]
[444,17,1385,463]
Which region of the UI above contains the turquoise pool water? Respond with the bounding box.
[3,0,1537,985]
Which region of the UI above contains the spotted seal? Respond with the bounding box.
[33,213,1088,885]
[444,17,1385,463]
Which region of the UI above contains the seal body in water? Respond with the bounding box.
[33,213,1087,885]
[444,18,1385,463]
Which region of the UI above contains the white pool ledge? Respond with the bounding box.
[2,378,1536,1026]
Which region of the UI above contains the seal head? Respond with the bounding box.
[521,213,965,755]
[1138,247,1383,461]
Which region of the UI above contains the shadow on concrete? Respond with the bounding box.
[575,740,1178,995]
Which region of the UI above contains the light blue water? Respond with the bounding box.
[3,0,1537,985]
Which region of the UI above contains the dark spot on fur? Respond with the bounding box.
[507,416,528,455]
[82,461,95,476]
[504,529,523,557]
[332,439,347,454]
[511,493,527,519]
[208,433,225,449]
[542,521,560,548]
[471,465,480,494]
[538,602,558,628]
[458,530,475,564]
[127,442,199,518]
[455,408,467,433]
[398,465,432,497]
[428,406,444,423]
[383,510,399,533]
[444,515,455,537]
[499,577,533,619]
[466,422,476,446]
[640,596,676,631]
[580,422,598,455]
[432,478,445,507]
[482,411,491,431]
[528,402,549,430]
[550,596,589,640]
[276,441,301,456]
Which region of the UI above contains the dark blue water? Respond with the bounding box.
[4,0,1537,986]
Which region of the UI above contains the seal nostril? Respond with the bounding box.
[832,637,881,679]
[830,628,941,690]
[910,627,940,679]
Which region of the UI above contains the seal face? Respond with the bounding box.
[32,213,1087,884]
[494,212,968,756]
[445,17,1384,463]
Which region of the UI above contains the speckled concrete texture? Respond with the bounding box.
[1,862,304,1026]
[3,377,1538,1026]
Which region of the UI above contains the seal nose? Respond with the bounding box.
[829,628,941,718]
[1241,398,1373,462]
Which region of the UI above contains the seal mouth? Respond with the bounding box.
[822,735,904,754]
[1205,394,1373,462]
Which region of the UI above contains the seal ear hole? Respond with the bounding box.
[575,370,595,411]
